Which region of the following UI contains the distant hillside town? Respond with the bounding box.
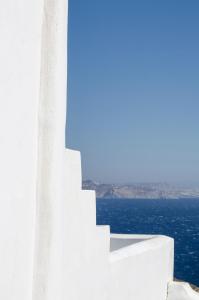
[83,180,199,199]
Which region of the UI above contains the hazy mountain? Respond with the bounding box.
[83,180,199,199]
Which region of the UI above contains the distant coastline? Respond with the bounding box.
[83,180,199,200]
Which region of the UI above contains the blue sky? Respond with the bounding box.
[66,0,199,184]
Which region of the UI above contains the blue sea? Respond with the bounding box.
[96,198,199,286]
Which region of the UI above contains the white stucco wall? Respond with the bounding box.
[168,282,199,300]
[0,1,110,299]
[110,235,174,300]
[0,1,43,299]
[32,0,68,298]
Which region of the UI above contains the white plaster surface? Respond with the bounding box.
[168,282,199,300]
[0,0,189,300]
[0,1,43,299]
[110,234,174,300]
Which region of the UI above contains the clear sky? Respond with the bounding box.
[66,0,199,184]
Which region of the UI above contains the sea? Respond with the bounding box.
[96,198,199,286]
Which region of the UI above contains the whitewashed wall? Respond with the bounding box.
[168,282,199,300]
[110,235,174,300]
[0,1,110,299]
[0,1,43,299]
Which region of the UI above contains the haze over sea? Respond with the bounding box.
[97,198,199,286]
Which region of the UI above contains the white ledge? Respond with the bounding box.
[110,234,173,263]
[168,282,199,300]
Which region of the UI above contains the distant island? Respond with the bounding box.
[83,180,199,199]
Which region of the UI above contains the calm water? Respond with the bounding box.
[96,198,199,286]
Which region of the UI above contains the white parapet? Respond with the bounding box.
[109,234,174,300]
[167,282,199,300]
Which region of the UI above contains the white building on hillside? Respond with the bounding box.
[0,0,198,299]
